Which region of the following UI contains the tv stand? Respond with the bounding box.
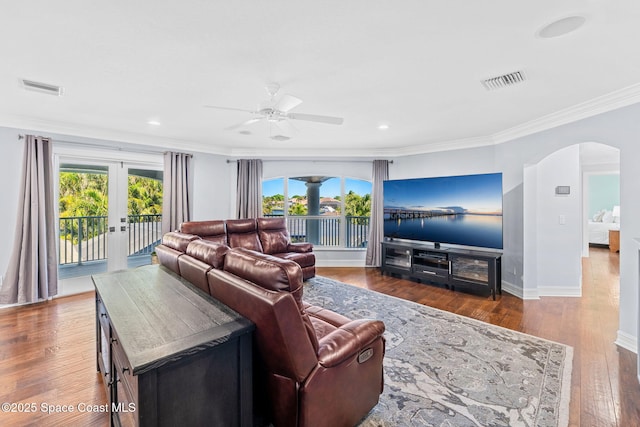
[381,241,502,300]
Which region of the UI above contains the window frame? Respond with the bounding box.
[262,175,372,249]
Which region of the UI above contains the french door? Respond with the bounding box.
[57,153,163,278]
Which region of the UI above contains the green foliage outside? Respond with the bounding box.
[128,176,163,217]
[59,172,162,243]
[262,190,370,218]
[59,172,108,218]
[344,191,371,224]
[262,194,285,215]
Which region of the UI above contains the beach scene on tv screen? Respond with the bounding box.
[383,173,503,249]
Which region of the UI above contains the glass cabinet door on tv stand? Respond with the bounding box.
[382,243,412,273]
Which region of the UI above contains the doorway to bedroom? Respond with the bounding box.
[581,143,620,259]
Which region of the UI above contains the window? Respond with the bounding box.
[262,176,372,248]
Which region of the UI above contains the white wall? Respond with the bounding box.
[492,103,640,354]
[191,153,234,220]
[531,145,582,296]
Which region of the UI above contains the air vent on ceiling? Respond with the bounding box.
[21,79,64,96]
[481,71,526,90]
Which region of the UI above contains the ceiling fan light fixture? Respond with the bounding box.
[270,134,291,142]
[207,83,344,140]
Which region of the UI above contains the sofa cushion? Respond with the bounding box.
[161,231,200,252]
[180,220,227,245]
[226,219,263,252]
[224,248,303,303]
[223,248,319,350]
[177,255,212,294]
[257,217,290,254]
[186,240,229,269]
[155,244,183,275]
[273,252,315,269]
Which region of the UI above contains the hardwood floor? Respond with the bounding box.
[0,247,637,426]
[318,247,640,427]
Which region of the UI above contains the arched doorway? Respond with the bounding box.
[523,142,620,297]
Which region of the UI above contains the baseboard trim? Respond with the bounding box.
[536,287,582,297]
[315,259,367,267]
[501,281,524,299]
[615,330,638,354]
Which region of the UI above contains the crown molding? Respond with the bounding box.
[3,83,640,159]
[492,82,640,145]
[0,113,234,157]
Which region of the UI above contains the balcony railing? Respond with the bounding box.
[265,215,370,248]
[58,214,162,265]
[59,213,367,267]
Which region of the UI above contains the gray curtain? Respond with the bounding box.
[0,136,58,304]
[365,160,389,267]
[236,159,263,219]
[162,152,192,234]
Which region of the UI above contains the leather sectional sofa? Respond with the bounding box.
[154,230,386,427]
[179,217,316,280]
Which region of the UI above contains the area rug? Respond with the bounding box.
[304,276,573,427]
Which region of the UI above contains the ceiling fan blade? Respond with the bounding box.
[286,112,344,125]
[204,105,256,114]
[275,94,303,112]
[225,117,262,130]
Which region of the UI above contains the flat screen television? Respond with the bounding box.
[383,172,503,250]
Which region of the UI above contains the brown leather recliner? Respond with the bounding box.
[257,217,316,280]
[179,220,228,245]
[179,218,317,280]
[225,218,264,252]
[177,240,229,294]
[155,231,200,275]
[207,248,385,427]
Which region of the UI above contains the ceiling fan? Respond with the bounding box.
[205,83,344,141]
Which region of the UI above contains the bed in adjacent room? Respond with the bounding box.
[588,207,620,245]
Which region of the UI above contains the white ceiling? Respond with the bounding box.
[2,1,640,158]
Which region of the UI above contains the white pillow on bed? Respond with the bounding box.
[592,210,605,222]
[602,210,614,223]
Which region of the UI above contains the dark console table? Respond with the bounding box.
[381,240,502,299]
[93,265,254,427]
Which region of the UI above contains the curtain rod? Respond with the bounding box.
[17,134,192,157]
[226,159,393,163]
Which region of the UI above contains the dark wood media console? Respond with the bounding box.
[381,240,502,299]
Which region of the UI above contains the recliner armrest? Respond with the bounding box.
[287,242,313,253]
[316,319,385,368]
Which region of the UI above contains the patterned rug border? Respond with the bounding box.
[305,276,574,427]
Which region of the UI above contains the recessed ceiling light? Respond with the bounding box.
[147,120,161,126]
[378,124,390,130]
[537,15,586,39]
